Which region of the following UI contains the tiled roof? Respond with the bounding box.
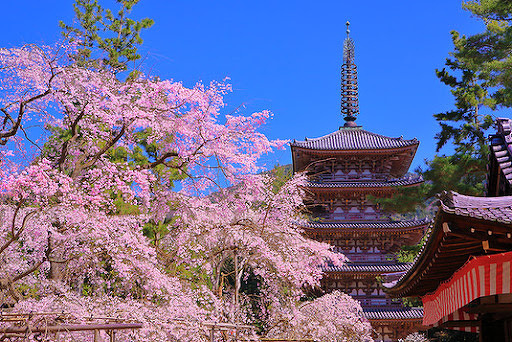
[304,219,429,230]
[364,308,423,320]
[489,117,512,185]
[439,191,512,224]
[290,127,418,150]
[324,263,411,273]
[306,176,423,189]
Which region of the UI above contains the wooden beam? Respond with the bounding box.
[467,304,512,314]
[450,215,512,235]
[439,320,480,328]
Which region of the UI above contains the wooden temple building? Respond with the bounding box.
[290,23,428,341]
[385,118,512,341]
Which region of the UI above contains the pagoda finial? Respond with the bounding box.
[341,21,359,127]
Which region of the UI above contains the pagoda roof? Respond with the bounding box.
[306,176,423,189]
[290,127,419,151]
[384,191,512,298]
[364,308,423,321]
[304,219,429,234]
[324,263,411,273]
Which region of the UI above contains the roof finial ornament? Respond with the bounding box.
[341,20,359,128]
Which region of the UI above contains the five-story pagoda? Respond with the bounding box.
[290,22,428,341]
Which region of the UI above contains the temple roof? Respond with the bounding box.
[384,191,512,297]
[306,176,423,189]
[290,127,419,151]
[304,219,428,233]
[488,117,512,190]
[439,191,512,224]
[325,263,411,273]
[364,308,423,320]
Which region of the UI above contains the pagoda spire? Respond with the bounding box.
[341,21,359,127]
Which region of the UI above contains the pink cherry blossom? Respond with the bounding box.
[0,42,371,341]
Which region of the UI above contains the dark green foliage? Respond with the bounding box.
[422,153,487,196]
[401,296,422,308]
[106,128,188,188]
[142,209,179,252]
[60,0,153,76]
[375,0,512,215]
[434,51,494,153]
[375,155,487,215]
[459,1,512,107]
[430,0,512,195]
[54,1,185,220]
[373,181,430,215]
[221,262,266,331]
[396,234,428,308]
[429,6,497,198]
[397,233,428,264]
[267,164,293,193]
[142,220,169,244]
[434,0,512,143]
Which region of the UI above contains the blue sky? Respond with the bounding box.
[1,1,488,171]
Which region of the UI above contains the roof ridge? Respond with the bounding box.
[303,128,417,142]
[303,129,348,142]
[309,174,423,182]
[307,218,429,224]
[306,177,424,188]
[304,219,430,230]
[443,191,512,209]
[354,128,409,141]
[290,128,419,151]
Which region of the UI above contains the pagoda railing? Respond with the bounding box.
[315,213,380,221]
[345,254,394,263]
[353,297,402,308]
[313,174,387,183]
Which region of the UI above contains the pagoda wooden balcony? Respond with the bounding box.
[315,213,381,221]
[344,253,395,263]
[352,296,402,308]
[314,173,386,183]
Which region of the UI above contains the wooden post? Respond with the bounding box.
[210,324,215,342]
[107,330,115,342]
[234,248,239,342]
[234,248,239,309]
[94,329,101,342]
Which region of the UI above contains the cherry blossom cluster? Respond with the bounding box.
[0,42,372,341]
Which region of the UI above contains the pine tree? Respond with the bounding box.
[430,0,512,197]
[59,0,154,77]
[379,1,512,215]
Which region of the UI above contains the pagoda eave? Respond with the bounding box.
[325,263,411,274]
[303,219,429,230]
[304,182,422,193]
[303,226,427,236]
[290,144,418,155]
[325,271,389,279]
[327,270,399,275]
[364,308,424,321]
[368,317,424,324]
